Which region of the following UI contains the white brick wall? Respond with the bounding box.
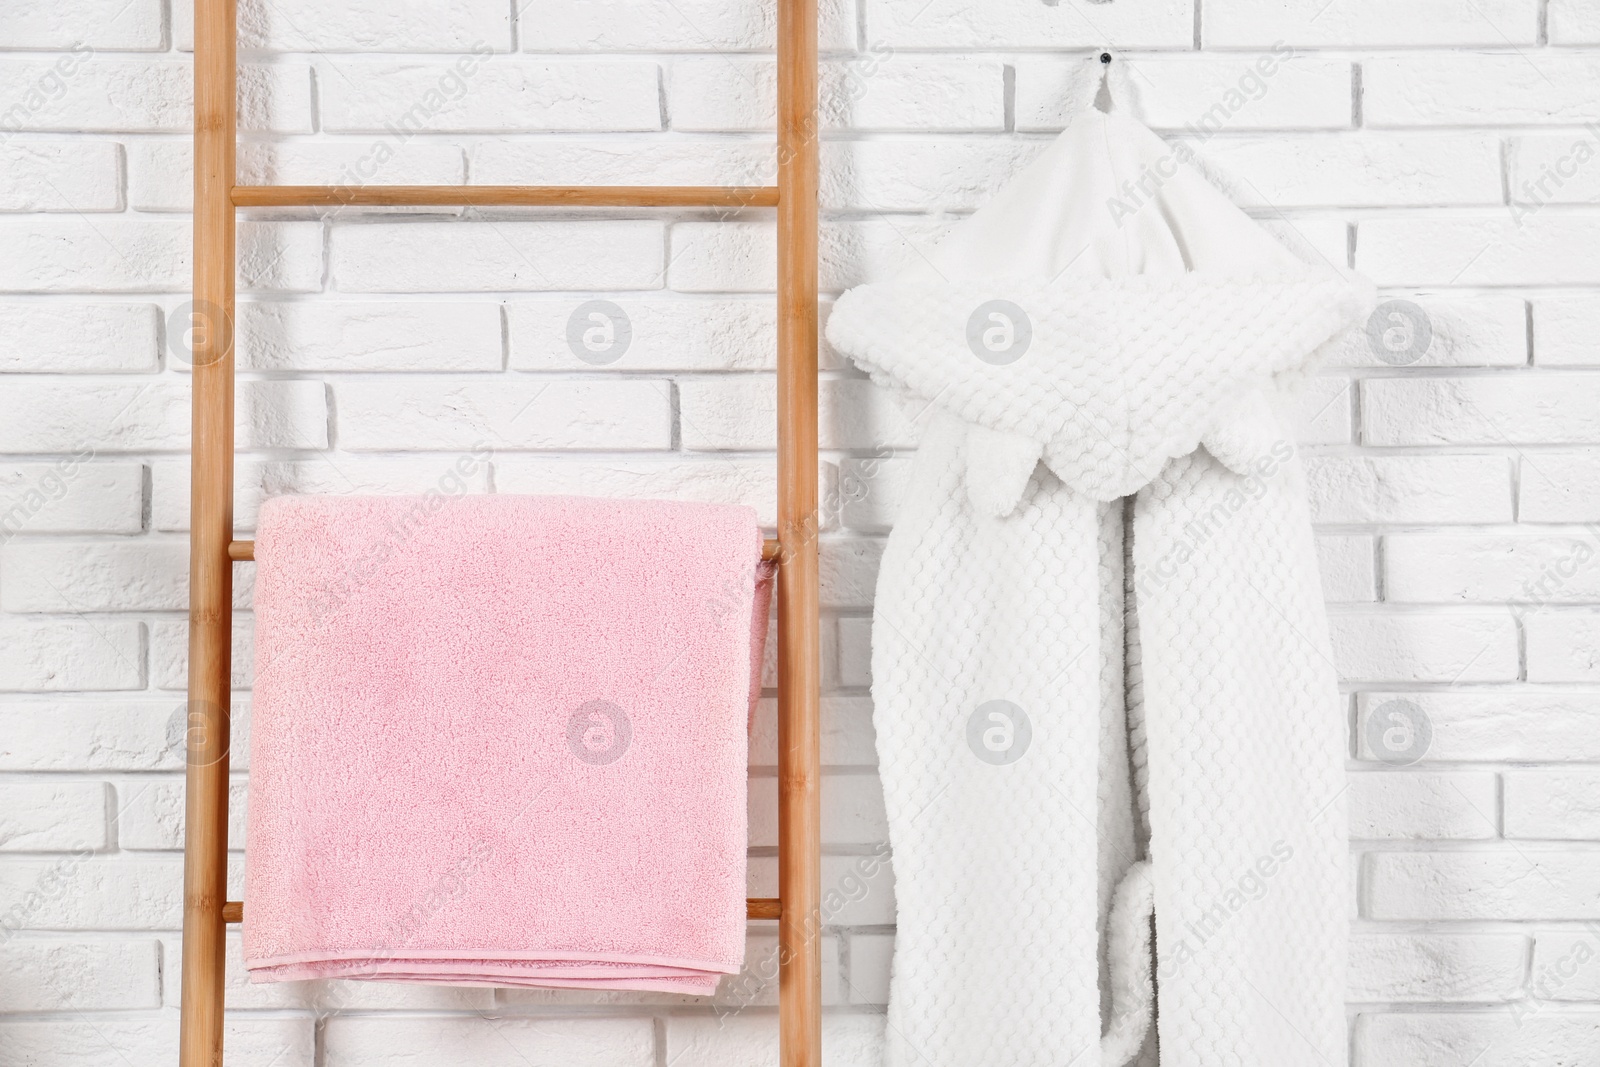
[0,2,1596,1064]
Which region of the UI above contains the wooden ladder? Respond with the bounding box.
[177,1,822,1064]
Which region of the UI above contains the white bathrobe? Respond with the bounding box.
[826,61,1373,1067]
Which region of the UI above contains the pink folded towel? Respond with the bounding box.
[242,495,773,993]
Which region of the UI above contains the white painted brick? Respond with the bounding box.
[1356,691,1600,763]
[0,940,161,1010]
[749,772,887,848]
[0,219,322,293]
[1347,771,1496,840]
[822,138,1041,213]
[1505,770,1600,839]
[680,377,920,451]
[1367,851,1600,920]
[119,777,246,850]
[696,931,842,1008]
[837,614,872,688]
[0,0,162,49]
[1526,612,1600,682]
[522,0,855,51]
[509,296,775,371]
[331,220,662,292]
[129,140,467,212]
[152,454,492,532]
[1363,375,1600,446]
[0,302,159,372]
[669,56,1005,133]
[1328,610,1518,683]
[1328,294,1527,369]
[866,0,1190,47]
[1015,53,1353,133]
[1347,933,1526,1002]
[1521,451,1600,522]
[1366,54,1600,126]
[1291,376,1354,445]
[670,216,948,294]
[1207,0,1537,46]
[1551,0,1600,43]
[0,1017,309,1067]
[0,463,143,538]
[1529,930,1600,999]
[0,855,214,928]
[1386,533,1600,604]
[1263,216,1350,270]
[750,694,876,767]
[1356,1012,1600,1066]
[0,699,250,771]
[1510,133,1600,208]
[475,138,773,188]
[318,60,660,133]
[0,142,120,212]
[1358,216,1600,287]
[1533,296,1600,366]
[323,1016,653,1067]
[230,300,501,372]
[171,0,508,51]
[0,379,326,453]
[1195,133,1501,208]
[849,930,893,1004]
[0,60,310,134]
[1307,455,1512,525]
[837,454,908,532]
[1,540,251,612]
[496,456,781,525]
[1317,534,1377,603]
[0,782,107,850]
[0,621,142,692]
[747,852,896,927]
[150,615,253,690]
[664,1012,884,1067]
[822,539,883,610]
[336,378,668,451]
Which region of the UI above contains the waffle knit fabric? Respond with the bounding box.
[824,57,1373,1066]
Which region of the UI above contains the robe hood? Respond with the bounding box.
[826,58,1375,514]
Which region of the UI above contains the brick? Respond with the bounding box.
[1348,933,1526,1002]
[664,1012,884,1067]
[1317,534,1377,603]
[323,1016,653,1067]
[1358,216,1600,287]
[1521,451,1600,522]
[837,614,872,688]
[1,540,252,612]
[849,930,893,1004]
[1386,533,1600,604]
[670,57,1005,133]
[822,138,1043,213]
[496,456,782,525]
[509,296,776,372]
[1291,376,1354,445]
[0,302,159,372]
[750,694,876,767]
[1526,613,1600,682]
[0,462,143,538]
[748,852,896,926]
[1328,293,1526,368]
[0,783,107,851]
[1530,930,1600,999]
[694,931,842,1009]
[680,377,919,451]
[0,699,243,771]
[1264,216,1350,270]
[0,0,162,49]
[0,219,322,292]
[1366,54,1600,126]
[1328,610,1518,683]
[0,855,247,929]
[1363,375,1600,446]
[130,140,466,212]
[331,220,662,291]
[0,60,310,134]
[318,60,660,133]
[837,454,908,532]
[0,142,120,212]
[1505,770,1600,839]
[475,138,772,190]
[336,378,669,451]
[0,940,161,1010]
[749,772,887,848]
[150,615,253,690]
[1367,851,1600,920]
[1347,771,1496,839]
[1355,1012,1600,1065]
[1206,0,1537,46]
[1510,133,1600,210]
[1356,691,1600,763]
[0,380,326,453]
[230,300,501,372]
[1195,133,1501,208]
[521,0,855,51]
[0,1017,309,1067]
[673,215,947,294]
[171,0,511,51]
[1307,455,1511,525]
[821,539,883,610]
[0,621,142,692]
[1534,296,1600,366]
[1551,0,1600,43]
[866,0,1190,47]
[120,777,246,850]
[1015,53,1353,133]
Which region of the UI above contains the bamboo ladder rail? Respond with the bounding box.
[177,0,822,1062]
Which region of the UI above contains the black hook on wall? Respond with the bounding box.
[1100,52,1112,64]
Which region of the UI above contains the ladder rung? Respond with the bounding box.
[232,185,781,208]
[220,897,780,923]
[230,538,782,563]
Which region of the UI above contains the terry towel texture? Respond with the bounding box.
[242,494,773,993]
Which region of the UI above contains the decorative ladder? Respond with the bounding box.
[177,0,822,1063]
